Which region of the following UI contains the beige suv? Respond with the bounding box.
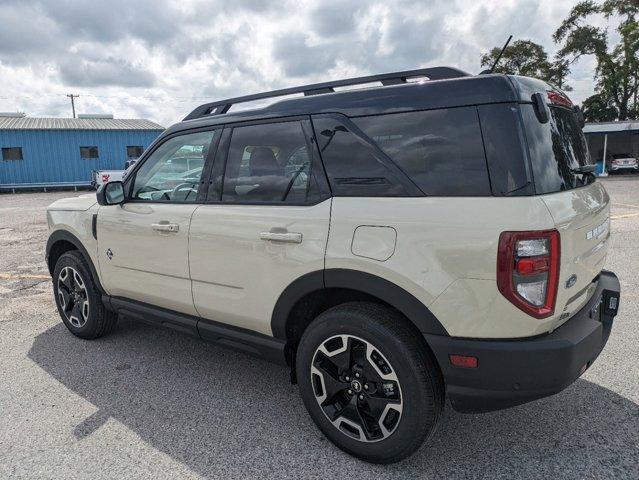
[46,67,621,463]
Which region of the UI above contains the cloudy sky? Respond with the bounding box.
[0,0,611,127]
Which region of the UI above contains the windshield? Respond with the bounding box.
[521,104,594,194]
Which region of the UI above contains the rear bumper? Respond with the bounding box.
[424,270,621,413]
[609,165,638,171]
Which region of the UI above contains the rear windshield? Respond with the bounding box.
[521,104,594,194]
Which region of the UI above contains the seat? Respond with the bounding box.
[249,147,283,177]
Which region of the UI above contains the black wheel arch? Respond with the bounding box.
[271,269,449,342]
[46,230,105,294]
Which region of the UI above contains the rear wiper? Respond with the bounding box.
[571,164,596,174]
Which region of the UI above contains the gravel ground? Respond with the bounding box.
[0,179,638,479]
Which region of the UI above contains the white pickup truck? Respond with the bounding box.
[91,170,125,189]
[91,160,137,189]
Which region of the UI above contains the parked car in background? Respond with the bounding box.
[609,153,638,173]
[46,67,621,464]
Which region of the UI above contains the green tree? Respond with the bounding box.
[480,40,572,90]
[554,0,639,120]
[581,93,619,121]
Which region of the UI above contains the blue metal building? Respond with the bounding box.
[0,115,164,190]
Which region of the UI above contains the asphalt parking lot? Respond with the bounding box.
[0,178,638,479]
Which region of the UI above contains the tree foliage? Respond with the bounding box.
[480,40,571,90]
[581,93,619,121]
[554,0,639,120]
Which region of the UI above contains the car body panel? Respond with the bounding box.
[96,202,198,315]
[325,196,560,338]
[188,199,331,335]
[540,181,610,322]
[46,196,100,277]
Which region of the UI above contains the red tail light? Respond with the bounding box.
[547,91,573,107]
[497,230,560,319]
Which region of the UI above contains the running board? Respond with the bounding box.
[104,296,287,365]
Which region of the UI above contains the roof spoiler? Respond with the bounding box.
[183,67,470,121]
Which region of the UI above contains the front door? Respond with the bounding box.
[189,119,331,336]
[97,129,218,315]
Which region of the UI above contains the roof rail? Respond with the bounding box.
[183,67,470,121]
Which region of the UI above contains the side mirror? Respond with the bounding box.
[97,181,125,206]
[531,92,550,124]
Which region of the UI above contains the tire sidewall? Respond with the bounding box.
[296,305,437,463]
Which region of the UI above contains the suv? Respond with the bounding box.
[46,67,621,464]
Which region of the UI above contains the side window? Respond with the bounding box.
[353,107,491,196]
[478,104,533,196]
[2,147,23,160]
[127,146,144,159]
[80,146,99,159]
[131,130,216,202]
[221,121,312,203]
[312,116,411,196]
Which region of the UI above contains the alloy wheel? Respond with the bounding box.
[57,266,90,328]
[310,334,403,442]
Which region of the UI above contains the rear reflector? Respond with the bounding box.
[449,354,478,369]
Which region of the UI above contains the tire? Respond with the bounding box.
[52,250,118,339]
[296,302,444,464]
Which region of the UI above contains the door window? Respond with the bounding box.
[131,130,216,202]
[222,121,312,203]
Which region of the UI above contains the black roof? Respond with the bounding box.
[165,69,552,136]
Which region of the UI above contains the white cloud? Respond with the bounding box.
[0,0,604,127]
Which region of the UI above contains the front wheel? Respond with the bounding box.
[296,302,444,464]
[53,251,117,339]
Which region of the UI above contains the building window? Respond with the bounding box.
[2,147,23,161]
[80,146,99,159]
[126,146,144,159]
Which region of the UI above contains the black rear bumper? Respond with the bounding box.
[424,270,621,413]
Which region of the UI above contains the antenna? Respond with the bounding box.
[487,35,513,74]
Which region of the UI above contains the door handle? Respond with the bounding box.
[152,222,179,233]
[260,231,302,243]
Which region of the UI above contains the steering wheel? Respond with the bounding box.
[171,182,198,201]
[137,185,170,201]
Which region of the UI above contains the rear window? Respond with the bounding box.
[353,107,491,196]
[521,104,593,194]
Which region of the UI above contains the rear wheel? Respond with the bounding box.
[296,302,444,463]
[53,251,117,339]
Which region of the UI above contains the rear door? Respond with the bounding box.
[521,103,610,322]
[189,118,331,336]
[97,129,218,316]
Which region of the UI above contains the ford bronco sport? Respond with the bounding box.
[46,67,621,464]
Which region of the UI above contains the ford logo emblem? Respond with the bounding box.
[565,274,577,289]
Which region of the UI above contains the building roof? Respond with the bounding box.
[584,120,639,134]
[0,116,164,131]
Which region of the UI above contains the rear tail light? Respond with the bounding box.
[497,230,560,319]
